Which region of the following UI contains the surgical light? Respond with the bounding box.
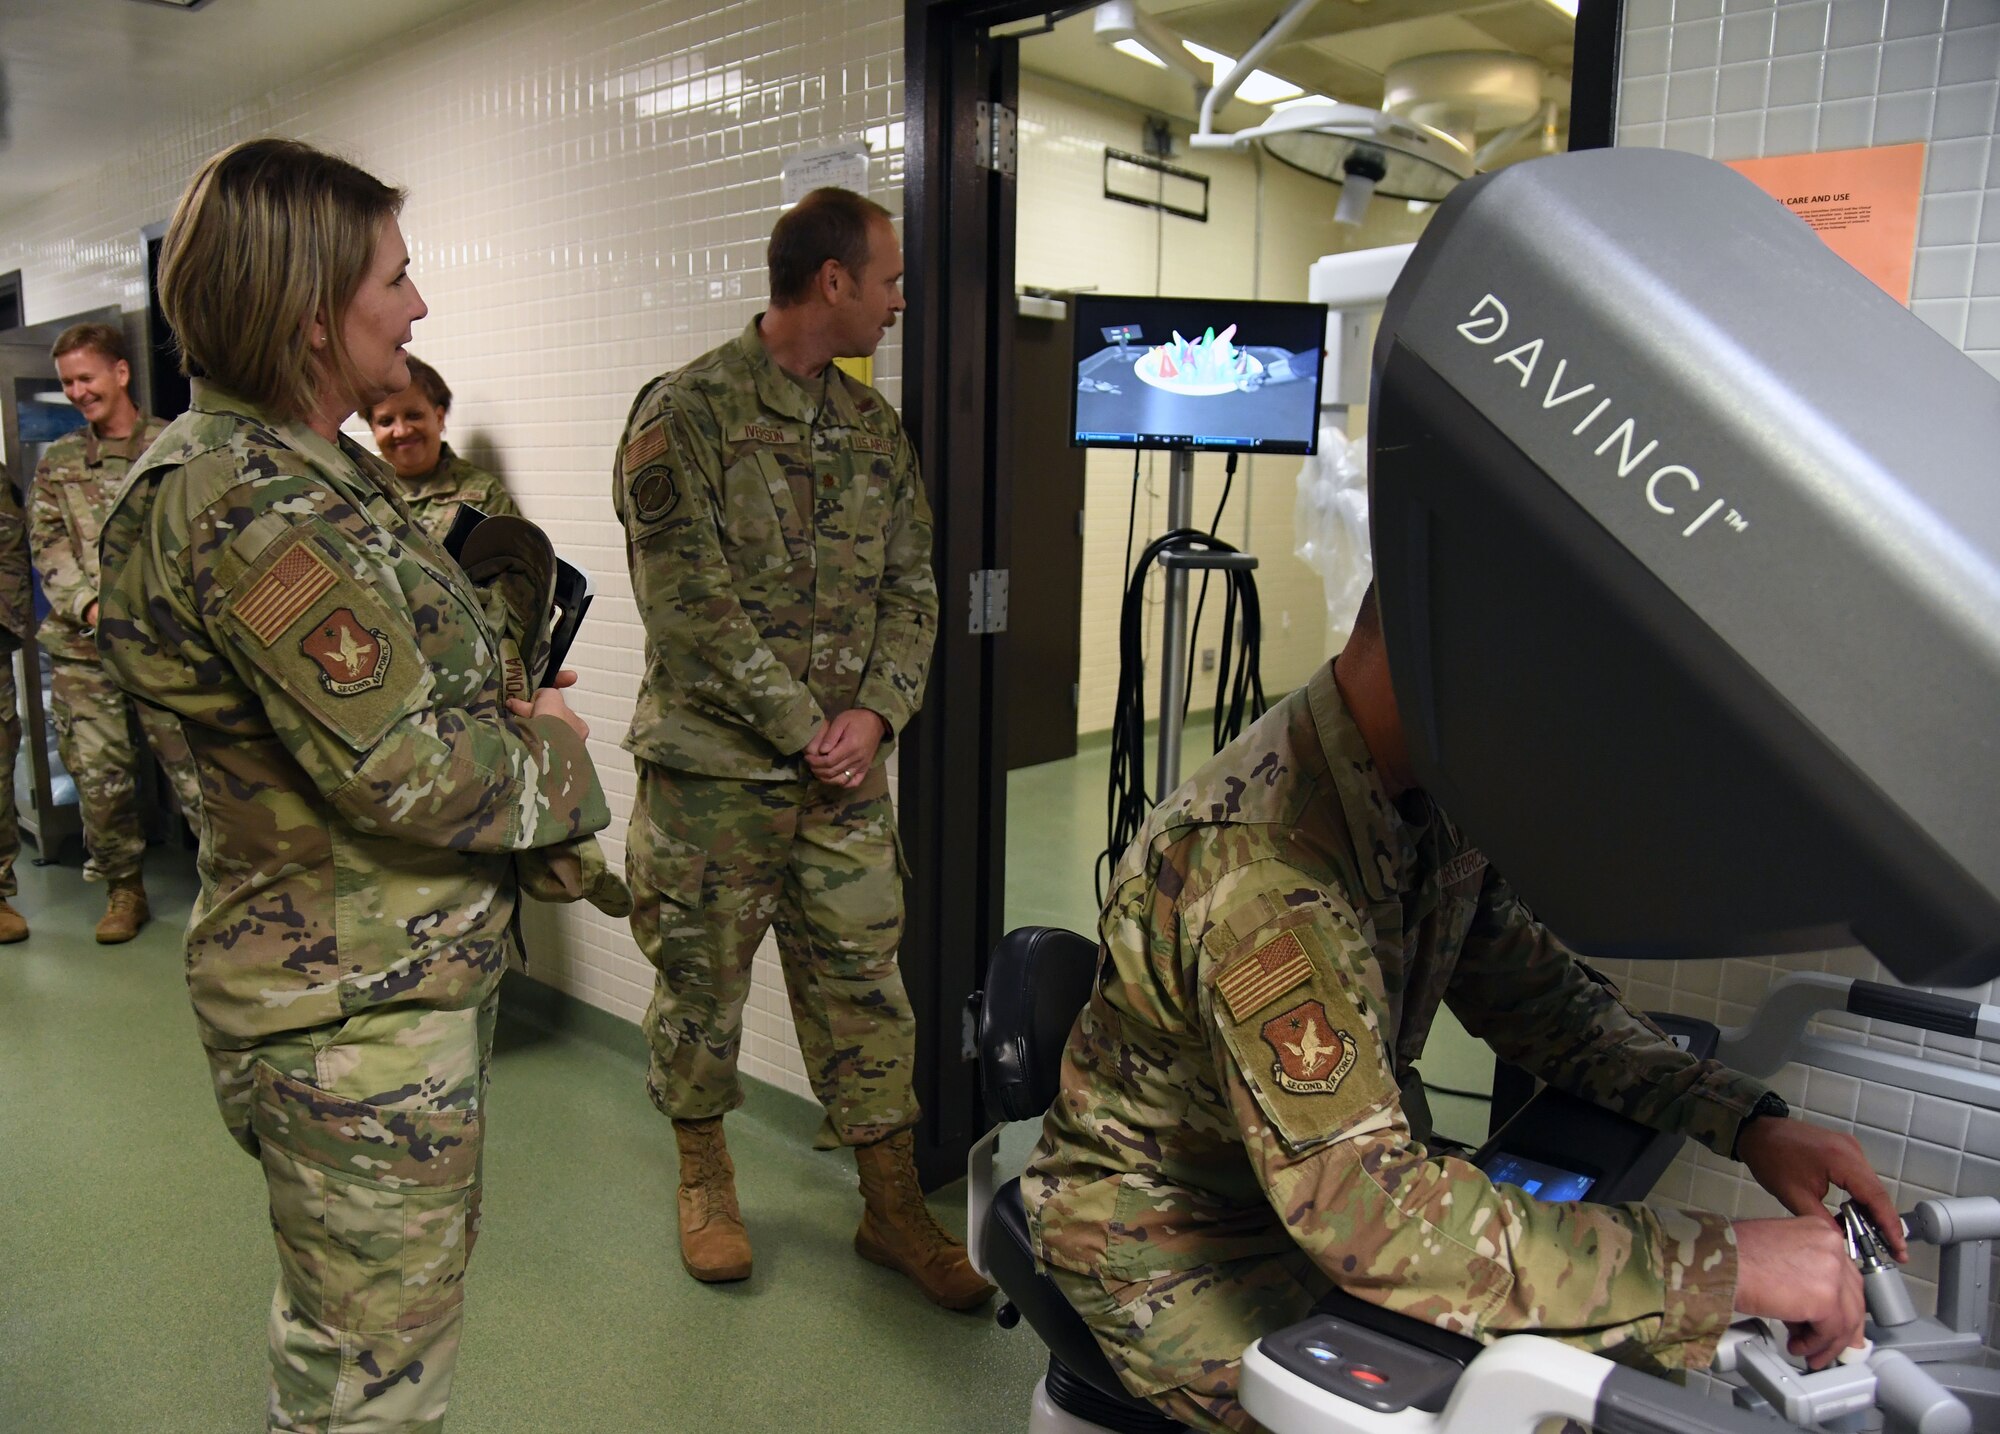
[1332,150,1386,226]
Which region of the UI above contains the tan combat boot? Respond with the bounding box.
[95,878,149,945]
[0,899,27,944]
[853,1130,995,1311]
[672,1117,752,1283]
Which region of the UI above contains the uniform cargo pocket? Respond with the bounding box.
[636,781,709,914]
[251,1061,478,1334]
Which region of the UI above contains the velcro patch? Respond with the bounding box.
[631,463,681,525]
[233,538,339,646]
[730,422,796,446]
[624,422,669,471]
[301,609,392,696]
[1213,920,1397,1152]
[1437,850,1489,890]
[850,433,895,456]
[1215,931,1312,1021]
[1260,1000,1358,1095]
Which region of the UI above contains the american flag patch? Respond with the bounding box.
[624,423,668,471]
[1216,931,1314,1022]
[234,539,339,647]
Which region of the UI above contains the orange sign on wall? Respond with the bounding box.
[1724,142,1926,304]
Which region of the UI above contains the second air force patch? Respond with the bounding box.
[303,608,392,696]
[1261,999,1357,1095]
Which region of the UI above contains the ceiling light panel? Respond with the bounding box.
[1181,41,1304,106]
[1113,38,1169,69]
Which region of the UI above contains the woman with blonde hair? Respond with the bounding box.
[96,137,610,1432]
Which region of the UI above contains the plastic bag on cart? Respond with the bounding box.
[1293,422,1372,648]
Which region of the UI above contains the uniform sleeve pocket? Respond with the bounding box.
[1206,918,1399,1156]
[250,1061,478,1334]
[220,525,433,754]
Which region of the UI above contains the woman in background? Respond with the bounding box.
[95,137,609,1433]
[368,354,520,545]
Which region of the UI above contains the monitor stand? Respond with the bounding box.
[1156,449,1196,796]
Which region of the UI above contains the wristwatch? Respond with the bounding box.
[1731,1089,1791,1159]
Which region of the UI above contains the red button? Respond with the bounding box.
[1347,1368,1388,1387]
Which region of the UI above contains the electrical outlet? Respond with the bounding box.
[1200,647,1217,673]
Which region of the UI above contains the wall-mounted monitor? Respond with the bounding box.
[1069,294,1327,455]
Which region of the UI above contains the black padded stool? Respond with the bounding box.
[975,927,1186,1433]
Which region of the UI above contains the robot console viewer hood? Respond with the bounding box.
[1369,147,2000,988]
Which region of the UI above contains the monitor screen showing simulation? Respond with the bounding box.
[1070,295,1327,455]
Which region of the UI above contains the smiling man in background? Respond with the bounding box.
[30,323,163,942]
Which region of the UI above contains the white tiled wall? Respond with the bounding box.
[1620,0,2000,377]
[0,0,908,1102]
[1015,73,1431,735]
[1615,0,2000,1361]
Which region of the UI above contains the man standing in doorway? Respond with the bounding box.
[615,187,989,1311]
[31,323,163,942]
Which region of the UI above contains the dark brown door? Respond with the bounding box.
[1004,301,1084,769]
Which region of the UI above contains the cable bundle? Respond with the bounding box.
[1097,515,1267,905]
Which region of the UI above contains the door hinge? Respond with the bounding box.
[968,568,1010,634]
[976,101,1017,176]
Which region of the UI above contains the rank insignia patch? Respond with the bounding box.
[1216,931,1313,1021]
[302,609,392,696]
[1261,1000,1357,1095]
[632,463,680,524]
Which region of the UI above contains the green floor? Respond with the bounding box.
[0,849,1047,1434]
[3,736,1496,1432]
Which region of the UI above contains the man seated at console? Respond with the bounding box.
[1023,586,1903,1433]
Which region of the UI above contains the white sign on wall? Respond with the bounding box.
[781,142,871,204]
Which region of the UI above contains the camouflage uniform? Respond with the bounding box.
[97,381,610,1434]
[1024,661,1774,1433]
[392,443,520,548]
[0,460,28,897]
[615,317,938,1145]
[30,415,166,881]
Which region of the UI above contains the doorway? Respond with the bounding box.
[900,0,1623,1181]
